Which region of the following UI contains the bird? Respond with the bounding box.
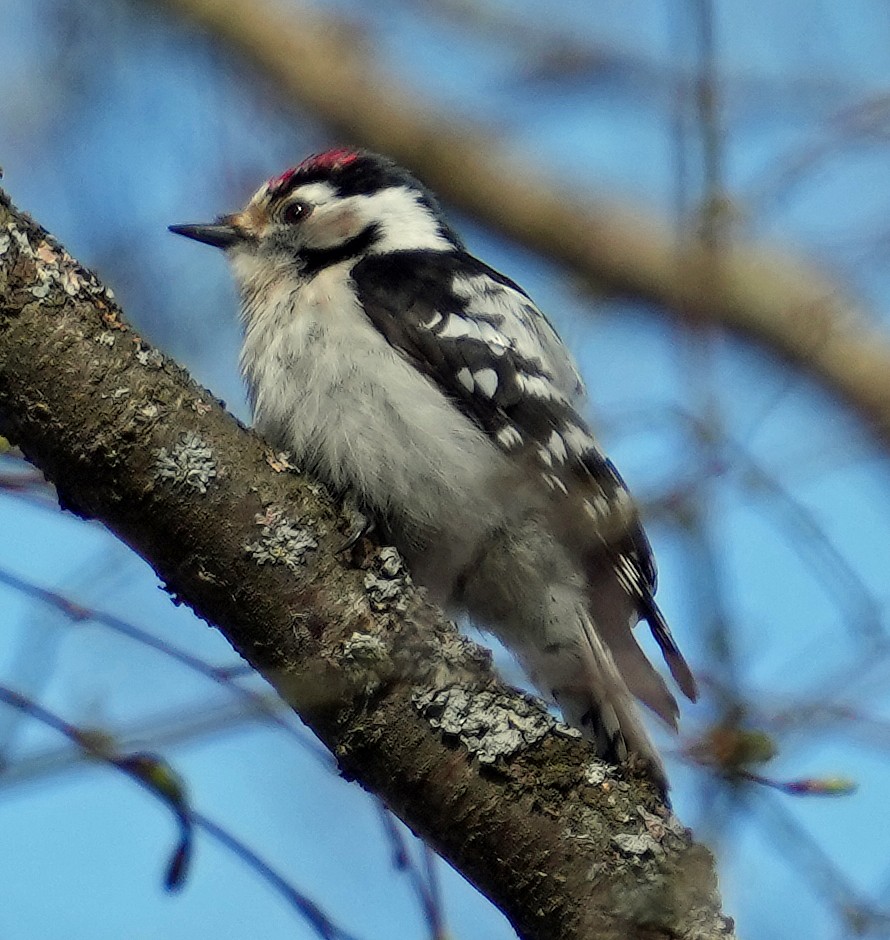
[170,148,697,787]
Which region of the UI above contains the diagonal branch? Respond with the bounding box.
[154,0,890,450]
[0,188,734,939]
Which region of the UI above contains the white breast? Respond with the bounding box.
[237,260,514,590]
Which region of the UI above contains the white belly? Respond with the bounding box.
[237,261,512,582]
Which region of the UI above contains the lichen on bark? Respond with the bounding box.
[0,185,735,940]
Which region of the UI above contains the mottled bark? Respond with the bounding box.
[0,188,733,940]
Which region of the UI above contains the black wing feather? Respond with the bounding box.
[351,251,696,704]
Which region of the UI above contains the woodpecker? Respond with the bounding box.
[171,148,696,786]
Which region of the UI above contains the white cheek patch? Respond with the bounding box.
[352,187,453,253]
[251,180,452,254]
[279,182,366,250]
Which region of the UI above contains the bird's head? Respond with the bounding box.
[170,149,462,282]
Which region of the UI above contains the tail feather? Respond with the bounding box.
[554,690,628,763]
[640,594,698,703]
[589,595,680,729]
[531,603,669,792]
[587,578,681,728]
[575,611,668,790]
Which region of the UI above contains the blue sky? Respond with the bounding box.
[1,2,890,938]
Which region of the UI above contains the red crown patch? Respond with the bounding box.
[266,149,360,195]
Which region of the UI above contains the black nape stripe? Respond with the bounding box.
[298,224,380,278]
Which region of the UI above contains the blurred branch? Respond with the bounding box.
[376,805,448,940]
[0,685,363,940]
[0,452,59,508]
[154,0,890,452]
[391,0,666,88]
[0,566,326,756]
[395,0,854,106]
[744,788,890,936]
[0,468,45,491]
[0,694,325,792]
[746,93,890,218]
[0,189,734,939]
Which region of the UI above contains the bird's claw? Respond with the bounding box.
[336,500,374,552]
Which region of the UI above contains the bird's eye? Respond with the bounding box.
[282,201,310,224]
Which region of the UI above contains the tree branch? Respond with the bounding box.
[0,189,733,938]
[154,0,890,450]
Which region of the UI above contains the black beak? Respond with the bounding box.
[168,222,243,249]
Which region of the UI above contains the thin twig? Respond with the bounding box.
[0,684,363,940]
[0,567,330,762]
[376,804,448,938]
[0,694,328,791]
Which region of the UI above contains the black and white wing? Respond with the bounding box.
[351,251,585,455]
[350,250,697,708]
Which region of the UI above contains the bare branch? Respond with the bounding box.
[0,685,364,940]
[0,566,322,754]
[0,695,317,792]
[0,187,733,938]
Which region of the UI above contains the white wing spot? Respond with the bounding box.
[496,426,523,449]
[451,271,586,406]
[542,472,568,495]
[564,424,596,457]
[476,322,509,354]
[547,430,567,463]
[512,306,548,362]
[584,494,610,520]
[474,368,498,398]
[437,315,478,342]
[518,373,563,403]
[612,487,632,509]
[456,367,474,392]
[537,446,553,468]
[614,553,640,594]
[451,275,480,299]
